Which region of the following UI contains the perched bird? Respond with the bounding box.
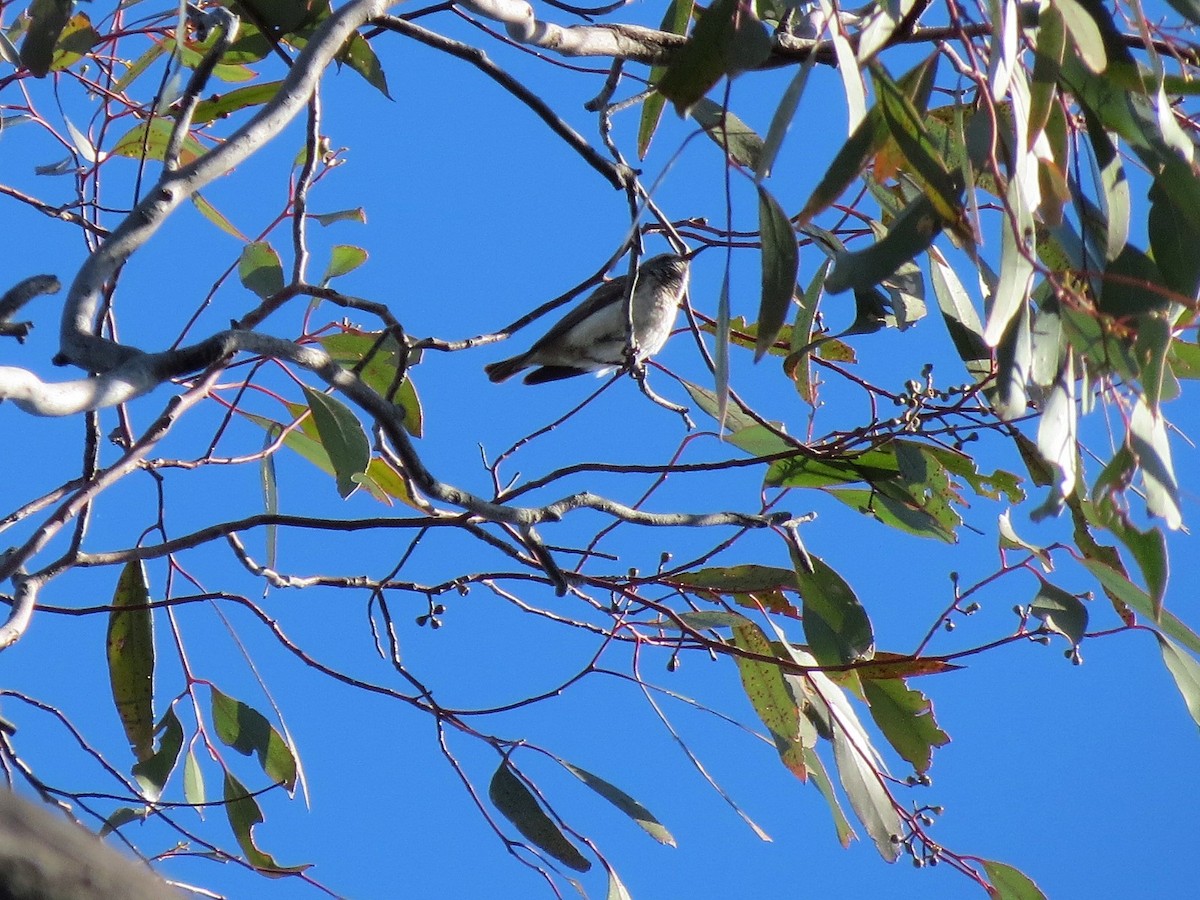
[485,253,690,385]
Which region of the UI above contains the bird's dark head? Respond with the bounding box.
[641,253,690,286]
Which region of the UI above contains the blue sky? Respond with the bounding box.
[1,2,1199,898]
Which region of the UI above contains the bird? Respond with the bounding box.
[485,254,690,385]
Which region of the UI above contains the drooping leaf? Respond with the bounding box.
[210,685,298,793]
[238,241,286,300]
[638,0,695,158]
[184,745,206,808]
[107,561,155,762]
[756,50,818,180]
[489,761,591,872]
[656,0,772,115]
[928,246,992,386]
[223,771,309,873]
[191,192,248,240]
[131,708,184,803]
[801,745,856,847]
[1157,636,1200,732]
[732,620,807,779]
[826,196,945,295]
[338,31,390,98]
[691,98,763,170]
[1129,395,1182,530]
[795,555,874,665]
[18,0,73,77]
[301,385,371,499]
[861,679,950,775]
[1029,579,1089,647]
[557,760,676,845]
[755,184,798,360]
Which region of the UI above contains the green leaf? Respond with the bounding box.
[318,331,422,435]
[928,246,992,386]
[489,762,591,872]
[184,746,206,808]
[191,81,283,125]
[110,118,208,166]
[766,444,901,489]
[825,196,945,295]
[656,0,771,115]
[261,425,279,569]
[982,859,1049,900]
[984,180,1036,347]
[1029,580,1089,647]
[799,744,856,846]
[338,30,390,98]
[731,620,807,778]
[1157,636,1200,731]
[113,39,167,93]
[829,487,955,541]
[755,185,798,361]
[131,708,183,803]
[1079,558,1200,653]
[796,555,874,665]
[557,761,676,845]
[191,192,248,240]
[1129,395,1182,530]
[321,245,368,284]
[871,59,961,225]
[1051,0,1106,73]
[312,207,367,227]
[223,771,309,873]
[18,0,72,77]
[820,676,902,861]
[209,685,298,792]
[99,806,143,838]
[756,50,817,180]
[107,561,155,762]
[300,386,371,498]
[49,12,98,72]
[238,241,286,300]
[690,98,763,170]
[638,0,694,158]
[861,679,950,775]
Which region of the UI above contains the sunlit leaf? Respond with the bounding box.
[210,685,298,793]
[489,762,591,872]
[795,555,874,665]
[49,12,99,72]
[338,31,390,98]
[184,745,206,809]
[691,98,763,170]
[558,760,676,845]
[223,771,309,873]
[862,679,950,775]
[732,620,807,779]
[1129,395,1182,530]
[319,331,422,435]
[982,858,1049,899]
[321,245,368,284]
[312,207,367,227]
[929,246,992,386]
[238,241,285,300]
[131,708,183,803]
[110,118,208,166]
[107,561,155,762]
[1029,579,1089,647]
[1157,636,1200,732]
[191,192,248,240]
[192,81,283,124]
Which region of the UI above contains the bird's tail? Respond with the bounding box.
[484,355,529,383]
